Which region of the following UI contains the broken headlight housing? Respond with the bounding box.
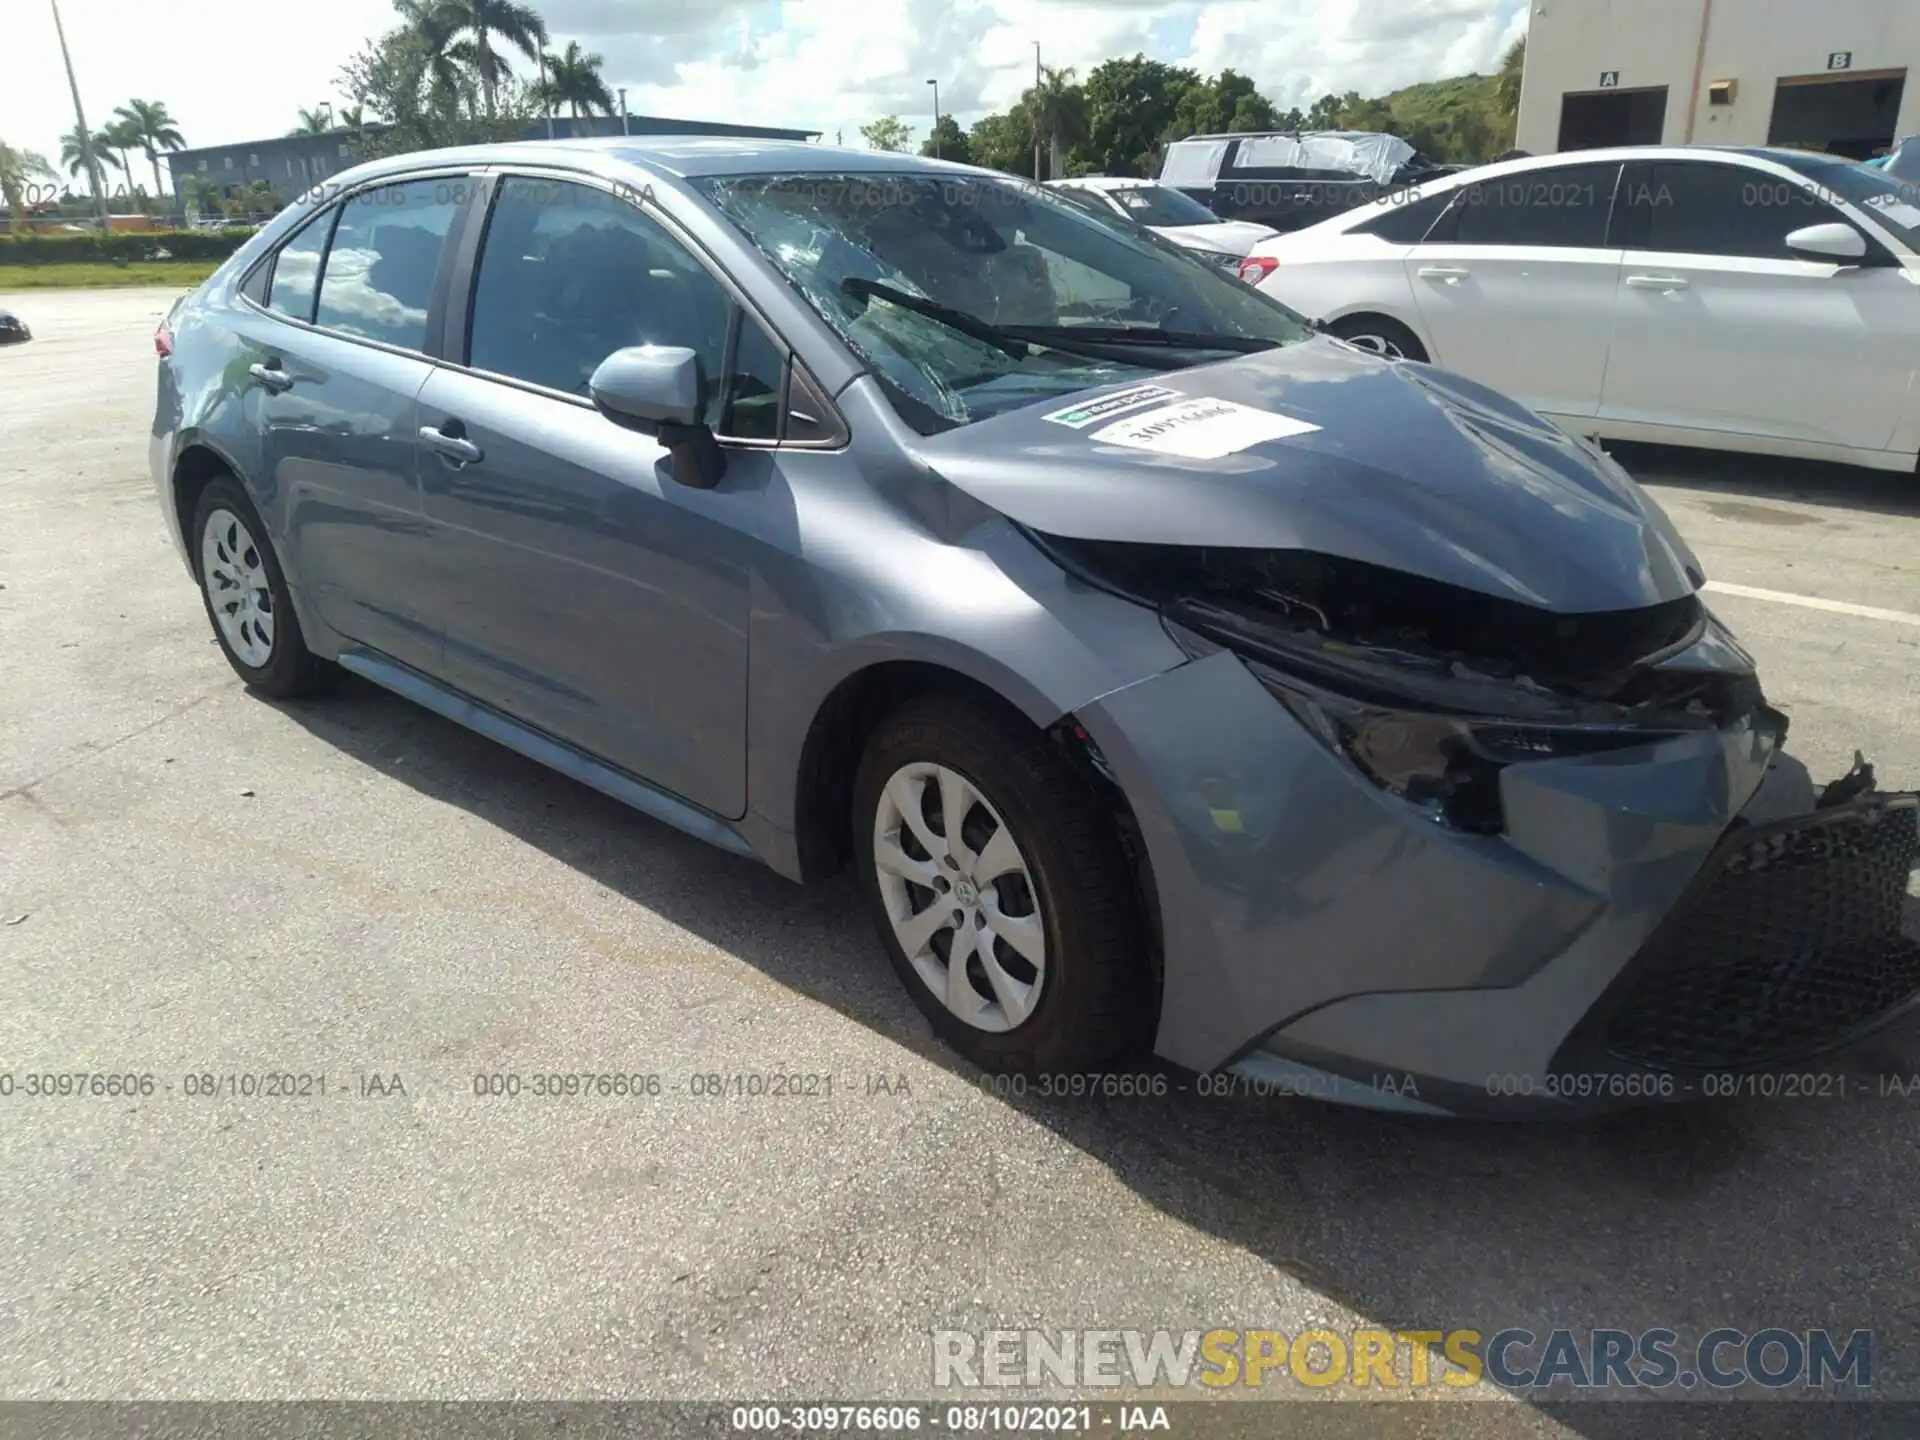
[1163,595,1716,835]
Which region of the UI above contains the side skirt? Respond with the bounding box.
[335,646,762,864]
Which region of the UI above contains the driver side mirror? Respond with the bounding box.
[588,345,727,490]
[1784,222,1868,265]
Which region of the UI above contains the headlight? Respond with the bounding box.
[1165,597,1695,834]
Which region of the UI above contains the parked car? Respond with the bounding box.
[1880,134,1920,185]
[1046,177,1278,272]
[0,308,30,345]
[1242,145,1920,472]
[150,140,1919,1116]
[1159,130,1453,234]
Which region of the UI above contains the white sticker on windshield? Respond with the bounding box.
[1864,194,1920,228]
[1089,397,1320,458]
[1042,384,1184,429]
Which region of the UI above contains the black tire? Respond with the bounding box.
[189,476,338,698]
[1324,314,1429,363]
[853,693,1150,1074]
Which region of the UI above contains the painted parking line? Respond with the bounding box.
[1704,580,1920,628]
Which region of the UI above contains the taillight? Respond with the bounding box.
[154,320,172,357]
[1238,256,1280,285]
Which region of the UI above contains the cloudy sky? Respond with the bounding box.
[5,0,1525,181]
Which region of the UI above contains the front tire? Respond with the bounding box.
[853,694,1150,1074]
[191,477,337,698]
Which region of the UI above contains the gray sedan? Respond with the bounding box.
[149,139,1920,1116]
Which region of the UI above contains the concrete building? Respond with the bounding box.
[1516,0,1920,158]
[165,113,819,201]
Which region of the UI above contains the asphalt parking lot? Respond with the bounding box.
[3,286,1919,1431]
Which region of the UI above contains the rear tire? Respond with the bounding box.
[1325,314,1429,363]
[190,477,338,699]
[853,694,1150,1074]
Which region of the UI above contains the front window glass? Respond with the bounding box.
[1109,185,1220,226]
[693,171,1311,432]
[1763,153,1920,252]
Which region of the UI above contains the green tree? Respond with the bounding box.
[112,99,186,197]
[1306,93,1345,129]
[0,140,58,232]
[1081,55,1201,175]
[918,114,971,165]
[430,0,548,117]
[338,0,539,157]
[535,40,614,120]
[860,115,912,152]
[289,106,334,136]
[1174,69,1278,137]
[59,125,122,201]
[966,106,1034,174]
[1025,64,1085,178]
[1496,38,1525,121]
[180,173,222,217]
[101,117,144,193]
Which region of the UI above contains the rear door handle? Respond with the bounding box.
[1626,275,1689,292]
[419,425,482,465]
[247,361,293,393]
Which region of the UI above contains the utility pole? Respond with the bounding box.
[927,79,940,159]
[538,50,554,138]
[50,0,111,231]
[619,88,630,137]
[1032,41,1042,181]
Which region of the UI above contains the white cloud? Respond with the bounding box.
[1,0,1525,186]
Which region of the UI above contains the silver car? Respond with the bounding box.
[150,139,1920,1116]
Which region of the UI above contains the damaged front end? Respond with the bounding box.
[1039,536,1786,837]
[1040,534,1920,1099]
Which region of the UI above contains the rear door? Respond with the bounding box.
[1600,157,1912,451]
[415,172,788,818]
[1402,160,1625,418]
[242,174,470,671]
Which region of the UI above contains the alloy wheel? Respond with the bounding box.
[872,761,1047,1033]
[199,507,275,668]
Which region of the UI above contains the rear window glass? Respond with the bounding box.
[314,179,464,351]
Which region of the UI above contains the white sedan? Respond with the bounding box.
[1047,177,1278,270]
[1243,145,1920,473]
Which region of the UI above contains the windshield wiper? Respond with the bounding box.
[998,324,1283,355]
[839,278,1027,359]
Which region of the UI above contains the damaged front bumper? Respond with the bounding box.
[1074,646,1920,1120]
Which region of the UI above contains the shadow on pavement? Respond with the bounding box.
[276,674,1920,1437]
[1609,441,1920,520]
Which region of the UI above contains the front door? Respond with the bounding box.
[1600,158,1914,452]
[416,174,787,819]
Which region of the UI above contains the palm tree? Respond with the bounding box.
[430,0,547,116]
[535,40,613,121]
[59,124,122,200]
[113,99,186,197]
[0,140,59,232]
[102,117,143,195]
[1496,38,1526,120]
[289,105,333,135]
[1028,65,1082,179]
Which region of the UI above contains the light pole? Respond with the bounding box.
[926,79,940,159]
[538,50,554,139]
[49,0,111,231]
[619,87,630,136]
[1031,41,1042,181]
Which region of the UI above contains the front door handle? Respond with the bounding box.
[248,361,293,393]
[419,424,482,465]
[1418,266,1471,283]
[1625,275,1689,293]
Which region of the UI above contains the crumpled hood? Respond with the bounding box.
[1150,220,1279,256]
[914,338,1704,613]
